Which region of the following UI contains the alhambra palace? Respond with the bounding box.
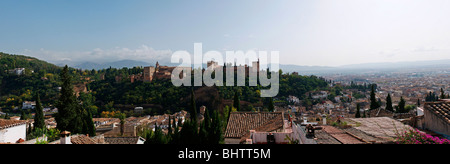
[126,60,261,83]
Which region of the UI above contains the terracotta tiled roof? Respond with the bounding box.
[0,119,27,130]
[104,137,145,144]
[425,102,450,124]
[225,112,284,138]
[321,126,365,144]
[71,135,98,144]
[311,117,408,144]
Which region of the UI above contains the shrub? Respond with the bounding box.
[395,128,450,144]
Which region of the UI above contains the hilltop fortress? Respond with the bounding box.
[129,59,261,84]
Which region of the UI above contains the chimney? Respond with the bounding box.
[60,131,72,144]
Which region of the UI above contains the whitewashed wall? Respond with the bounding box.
[0,124,27,143]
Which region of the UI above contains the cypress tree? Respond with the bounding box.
[268,97,275,112]
[199,121,208,144]
[190,89,197,123]
[167,116,172,137]
[55,65,77,132]
[369,84,379,110]
[204,107,211,132]
[179,119,198,144]
[355,103,361,118]
[84,108,96,136]
[397,97,406,113]
[386,93,394,112]
[441,88,446,99]
[210,110,223,144]
[233,89,241,111]
[177,116,183,128]
[71,103,85,134]
[171,117,180,144]
[179,89,200,144]
[20,110,26,120]
[119,113,126,136]
[34,93,45,130]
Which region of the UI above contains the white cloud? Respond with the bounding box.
[22,45,173,65]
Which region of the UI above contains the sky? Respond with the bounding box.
[1,0,450,67]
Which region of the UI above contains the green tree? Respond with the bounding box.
[386,93,394,112]
[179,119,199,144]
[167,116,172,137]
[233,89,241,111]
[189,89,197,123]
[369,84,379,110]
[33,93,45,130]
[20,110,27,120]
[119,113,126,136]
[209,110,224,144]
[268,97,275,112]
[55,65,77,132]
[396,97,406,113]
[84,108,96,136]
[405,105,416,113]
[199,121,208,144]
[149,123,166,144]
[441,88,446,99]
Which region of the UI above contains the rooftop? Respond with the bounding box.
[104,137,145,144]
[225,112,284,139]
[0,119,27,130]
[424,101,450,124]
[71,135,97,144]
[308,117,411,144]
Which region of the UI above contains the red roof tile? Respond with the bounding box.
[0,119,27,130]
[225,112,284,139]
[425,102,450,124]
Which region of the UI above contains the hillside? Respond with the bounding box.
[0,52,61,75]
[0,52,63,111]
[0,52,330,117]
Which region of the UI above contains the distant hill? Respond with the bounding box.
[280,59,450,75]
[340,59,450,69]
[71,58,450,75]
[73,60,152,70]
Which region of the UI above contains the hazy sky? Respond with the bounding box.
[1,0,450,66]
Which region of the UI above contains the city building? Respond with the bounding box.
[22,101,36,110]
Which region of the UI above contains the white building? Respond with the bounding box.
[134,107,144,114]
[312,91,328,99]
[0,119,27,143]
[8,68,26,75]
[22,101,36,110]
